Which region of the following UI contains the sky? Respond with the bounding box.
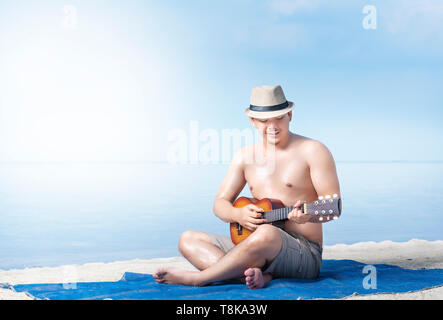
[1,0,442,163]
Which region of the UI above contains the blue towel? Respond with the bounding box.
[3,260,443,300]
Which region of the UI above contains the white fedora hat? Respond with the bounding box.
[244,85,294,119]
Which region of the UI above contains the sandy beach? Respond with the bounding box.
[1,238,443,300]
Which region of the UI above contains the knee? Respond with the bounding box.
[178,230,207,255]
[247,224,281,247]
[178,230,197,254]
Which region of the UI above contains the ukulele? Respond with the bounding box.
[229,195,342,245]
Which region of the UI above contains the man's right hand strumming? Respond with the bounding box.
[235,204,266,231]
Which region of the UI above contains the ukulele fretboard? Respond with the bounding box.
[262,206,295,223]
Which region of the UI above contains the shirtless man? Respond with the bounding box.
[154,85,341,289]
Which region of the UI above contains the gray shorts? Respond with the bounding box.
[207,228,322,279]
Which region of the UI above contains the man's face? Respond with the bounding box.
[249,111,292,144]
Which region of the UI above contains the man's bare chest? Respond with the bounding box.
[244,157,313,204]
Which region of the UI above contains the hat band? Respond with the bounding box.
[249,101,289,112]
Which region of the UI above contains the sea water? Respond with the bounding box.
[0,162,442,270]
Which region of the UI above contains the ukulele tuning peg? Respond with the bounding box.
[333,194,338,198]
[318,196,324,200]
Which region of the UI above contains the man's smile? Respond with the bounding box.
[266,130,280,136]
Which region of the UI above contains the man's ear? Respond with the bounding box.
[287,111,292,121]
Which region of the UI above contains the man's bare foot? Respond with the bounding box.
[153,268,200,286]
[244,268,272,289]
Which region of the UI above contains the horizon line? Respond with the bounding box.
[1,160,443,165]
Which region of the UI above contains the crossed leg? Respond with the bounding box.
[153,224,282,288]
[177,229,227,271]
[176,229,274,289]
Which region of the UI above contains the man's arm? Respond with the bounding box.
[308,141,341,197]
[212,148,247,223]
[305,140,341,223]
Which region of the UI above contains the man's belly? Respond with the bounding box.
[284,219,323,245]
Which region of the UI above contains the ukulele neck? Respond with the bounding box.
[262,205,304,223]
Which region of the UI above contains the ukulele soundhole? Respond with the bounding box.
[236,223,242,235]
